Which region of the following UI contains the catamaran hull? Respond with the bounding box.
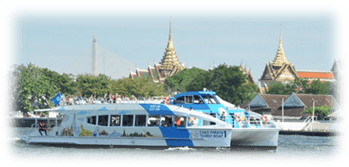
[20,134,232,147]
[230,128,279,147]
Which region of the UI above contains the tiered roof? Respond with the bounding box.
[129,20,184,83]
[158,21,184,76]
[272,32,288,67]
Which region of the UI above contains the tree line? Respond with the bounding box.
[9,63,165,113]
[266,78,331,95]
[165,64,258,106]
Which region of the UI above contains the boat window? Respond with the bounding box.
[135,115,146,126]
[188,117,200,126]
[161,115,173,127]
[122,115,134,127]
[110,115,121,126]
[174,116,186,127]
[193,95,204,104]
[185,95,193,104]
[86,116,96,125]
[202,120,216,126]
[98,115,109,126]
[201,95,218,104]
[209,113,217,118]
[148,115,160,127]
[176,96,184,104]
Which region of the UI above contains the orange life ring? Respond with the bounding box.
[234,115,241,122]
[261,115,268,122]
[163,97,170,105]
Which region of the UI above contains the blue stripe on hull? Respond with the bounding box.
[165,139,194,147]
[159,127,190,138]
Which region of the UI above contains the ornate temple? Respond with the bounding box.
[259,30,335,93]
[239,63,256,84]
[129,21,185,83]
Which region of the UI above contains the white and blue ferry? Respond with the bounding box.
[21,103,233,147]
[171,90,280,148]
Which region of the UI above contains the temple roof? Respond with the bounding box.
[296,71,334,79]
[160,21,182,68]
[272,31,288,67]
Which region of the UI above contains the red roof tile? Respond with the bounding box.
[297,72,334,79]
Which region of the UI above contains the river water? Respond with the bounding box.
[3,128,345,165]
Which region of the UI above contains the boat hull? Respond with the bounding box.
[230,128,279,147]
[21,134,232,148]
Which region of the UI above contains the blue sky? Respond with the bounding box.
[13,14,334,81]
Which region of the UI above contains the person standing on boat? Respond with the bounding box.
[221,111,226,122]
[114,93,119,103]
[39,122,47,136]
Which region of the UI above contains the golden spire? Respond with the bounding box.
[243,64,248,73]
[239,60,243,70]
[273,24,288,67]
[167,17,174,49]
[279,24,282,46]
[159,18,183,71]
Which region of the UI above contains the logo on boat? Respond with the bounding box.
[200,130,224,138]
[149,105,161,111]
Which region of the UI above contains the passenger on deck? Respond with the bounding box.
[108,94,112,103]
[221,111,226,121]
[114,93,119,103]
[116,95,122,102]
[39,122,47,136]
[103,94,107,103]
[122,94,129,101]
[131,95,137,101]
[89,95,94,104]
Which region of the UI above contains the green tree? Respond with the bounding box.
[292,78,309,93]
[186,64,257,105]
[304,79,330,95]
[267,81,296,95]
[303,105,331,120]
[18,63,58,113]
[165,67,208,93]
[75,74,111,97]
[41,68,77,96]
[110,77,165,98]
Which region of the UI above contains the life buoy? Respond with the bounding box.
[163,97,170,105]
[234,115,241,122]
[261,115,268,122]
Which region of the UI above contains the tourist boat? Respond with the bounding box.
[20,103,233,147]
[170,89,280,148]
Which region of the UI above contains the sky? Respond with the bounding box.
[11,14,334,81]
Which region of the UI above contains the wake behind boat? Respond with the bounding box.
[20,103,232,147]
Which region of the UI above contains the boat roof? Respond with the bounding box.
[174,91,216,98]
